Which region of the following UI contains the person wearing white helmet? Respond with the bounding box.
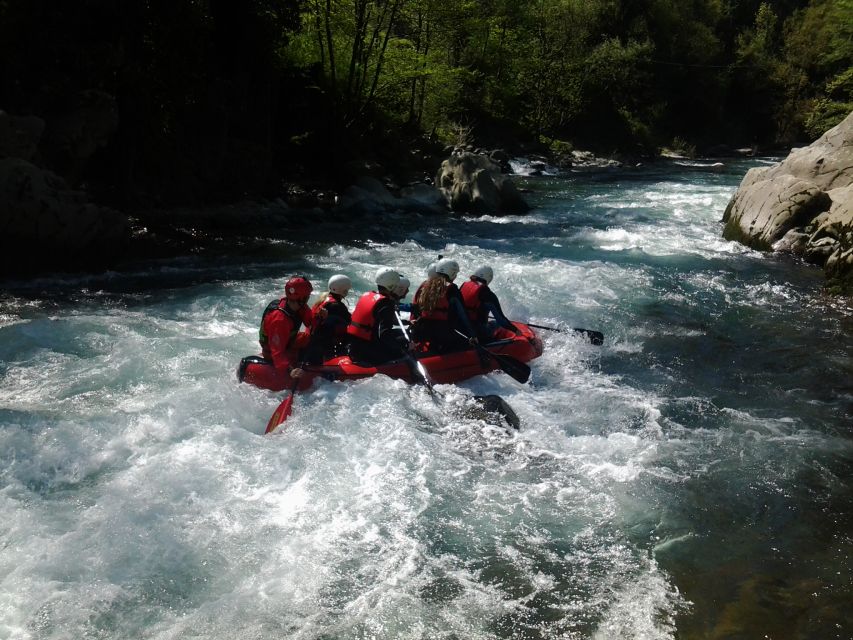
[460,265,520,341]
[391,275,410,300]
[410,258,479,353]
[347,267,410,364]
[305,274,353,362]
[393,275,416,316]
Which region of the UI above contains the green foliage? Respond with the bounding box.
[1,0,849,204]
[540,136,574,158]
[783,0,853,139]
[805,67,853,136]
[666,137,697,158]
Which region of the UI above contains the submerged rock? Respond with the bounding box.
[723,110,853,293]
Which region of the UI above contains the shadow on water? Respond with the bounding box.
[0,159,764,301]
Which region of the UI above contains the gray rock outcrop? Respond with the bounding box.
[336,176,447,217]
[0,111,45,161]
[436,152,530,214]
[0,103,130,273]
[722,111,853,292]
[0,158,130,267]
[43,90,119,177]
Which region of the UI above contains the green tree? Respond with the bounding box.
[728,2,787,142]
[783,0,853,138]
[293,0,407,129]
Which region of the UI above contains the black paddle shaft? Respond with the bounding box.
[453,330,531,384]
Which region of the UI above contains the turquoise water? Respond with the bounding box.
[1,159,851,639]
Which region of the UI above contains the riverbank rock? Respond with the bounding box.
[336,176,446,217]
[436,151,530,214]
[0,111,45,161]
[569,150,623,169]
[722,110,853,293]
[0,105,131,275]
[0,157,130,274]
[42,90,119,178]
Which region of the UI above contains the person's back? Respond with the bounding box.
[347,268,409,365]
[306,274,352,362]
[459,265,520,341]
[411,259,478,353]
[410,262,437,320]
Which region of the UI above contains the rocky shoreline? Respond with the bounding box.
[5,100,851,297]
[0,117,549,276]
[723,111,853,294]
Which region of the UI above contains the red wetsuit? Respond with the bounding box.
[240,298,316,391]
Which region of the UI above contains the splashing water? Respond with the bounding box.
[1,159,851,639]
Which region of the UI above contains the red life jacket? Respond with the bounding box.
[259,298,309,357]
[315,293,351,335]
[347,291,387,341]
[418,285,449,321]
[460,280,485,322]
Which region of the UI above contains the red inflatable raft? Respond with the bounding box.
[239,322,543,391]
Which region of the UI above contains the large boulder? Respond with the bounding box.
[42,90,119,174]
[436,152,530,214]
[0,111,45,161]
[336,176,446,217]
[0,157,130,273]
[723,110,853,292]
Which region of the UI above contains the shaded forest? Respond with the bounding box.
[1,0,851,206]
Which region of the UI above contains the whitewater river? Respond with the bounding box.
[1,159,851,639]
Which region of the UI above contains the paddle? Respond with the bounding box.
[262,305,330,433]
[526,322,604,346]
[265,377,300,434]
[453,329,531,384]
[394,311,438,393]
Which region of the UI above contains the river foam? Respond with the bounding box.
[1,159,850,638]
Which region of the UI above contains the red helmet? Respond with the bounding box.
[284,276,312,300]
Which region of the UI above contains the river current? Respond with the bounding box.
[1,159,851,639]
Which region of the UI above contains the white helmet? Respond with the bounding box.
[392,276,410,299]
[434,258,459,281]
[375,267,401,291]
[472,265,493,284]
[427,262,437,279]
[328,274,352,297]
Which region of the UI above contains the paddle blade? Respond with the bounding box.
[416,360,433,388]
[264,393,295,434]
[404,354,437,395]
[491,352,531,384]
[573,327,604,345]
[473,394,521,430]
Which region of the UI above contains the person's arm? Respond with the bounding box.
[482,288,518,332]
[266,313,296,372]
